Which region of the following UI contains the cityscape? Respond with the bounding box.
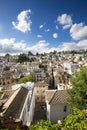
[0,0,87,129]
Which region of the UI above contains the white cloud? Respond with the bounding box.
[63,24,71,30]
[53,33,58,38]
[27,40,49,53]
[37,35,43,38]
[77,40,87,49]
[61,42,77,51]
[57,14,72,29]
[1,37,87,56]
[60,40,87,51]
[39,24,44,29]
[12,9,32,33]
[28,40,61,53]
[0,38,59,55]
[70,23,87,40]
[44,29,50,32]
[0,38,27,55]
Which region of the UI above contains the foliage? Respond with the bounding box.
[67,66,87,109]
[51,123,62,130]
[64,107,87,130]
[1,108,87,130]
[16,126,21,130]
[18,75,35,83]
[17,53,29,63]
[39,64,47,70]
[29,120,62,130]
[28,51,33,56]
[4,53,10,58]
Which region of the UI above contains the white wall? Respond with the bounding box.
[50,103,70,123]
[46,101,50,121]
[20,86,35,126]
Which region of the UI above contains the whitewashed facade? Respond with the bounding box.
[45,90,70,123]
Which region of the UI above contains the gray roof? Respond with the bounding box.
[3,87,28,120]
[45,90,67,105]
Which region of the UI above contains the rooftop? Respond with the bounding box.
[3,87,28,121]
[45,90,67,105]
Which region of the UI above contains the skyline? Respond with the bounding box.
[0,0,87,55]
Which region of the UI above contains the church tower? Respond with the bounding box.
[48,68,56,90]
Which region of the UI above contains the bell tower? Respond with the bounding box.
[48,68,56,90]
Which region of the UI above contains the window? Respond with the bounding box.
[64,106,67,112]
[36,97,39,102]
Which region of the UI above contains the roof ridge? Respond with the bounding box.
[49,90,57,104]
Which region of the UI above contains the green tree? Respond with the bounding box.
[29,120,62,130]
[68,66,87,109]
[28,51,33,56]
[18,75,35,83]
[64,107,87,130]
[17,53,29,63]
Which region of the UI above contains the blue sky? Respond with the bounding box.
[0,0,87,55]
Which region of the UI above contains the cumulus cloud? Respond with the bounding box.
[53,33,58,38]
[0,38,59,55]
[1,37,87,56]
[37,35,43,38]
[61,42,77,51]
[12,9,32,33]
[28,40,61,53]
[57,14,72,29]
[77,40,87,49]
[27,40,49,53]
[0,38,27,55]
[70,23,87,40]
[60,40,87,51]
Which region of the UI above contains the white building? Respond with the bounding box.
[45,90,70,123]
[63,62,80,75]
[1,82,35,126]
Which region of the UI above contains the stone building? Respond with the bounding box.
[34,81,48,103]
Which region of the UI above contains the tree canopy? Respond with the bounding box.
[68,66,87,109]
[64,107,87,130]
[29,108,87,130]
[1,108,87,129]
[29,120,61,130]
[17,53,29,63]
[18,75,35,83]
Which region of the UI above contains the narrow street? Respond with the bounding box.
[32,102,46,124]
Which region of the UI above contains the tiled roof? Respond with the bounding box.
[45,90,67,105]
[35,81,48,86]
[2,90,15,100]
[3,87,28,120]
[45,90,56,103]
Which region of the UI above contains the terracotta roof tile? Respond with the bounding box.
[45,90,56,103]
[45,90,67,105]
[50,90,67,104]
[3,87,28,120]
